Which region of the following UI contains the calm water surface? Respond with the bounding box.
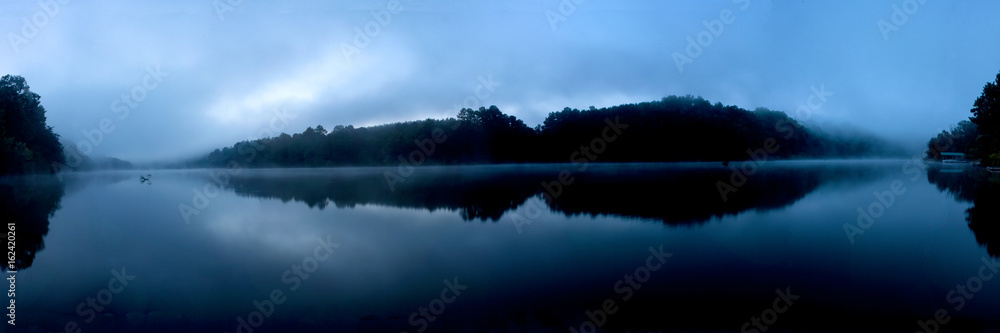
[4,160,1000,332]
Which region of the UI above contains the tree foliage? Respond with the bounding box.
[200,95,898,168]
[0,75,65,175]
[971,71,1000,165]
[926,120,978,160]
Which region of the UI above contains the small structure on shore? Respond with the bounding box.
[940,152,967,163]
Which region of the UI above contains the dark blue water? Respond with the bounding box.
[3,160,999,332]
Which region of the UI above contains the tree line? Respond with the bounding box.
[0,73,914,175]
[927,70,1000,165]
[199,95,901,168]
[0,75,64,176]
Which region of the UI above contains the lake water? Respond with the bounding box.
[3,160,1000,332]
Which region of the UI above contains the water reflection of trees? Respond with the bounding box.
[213,163,891,226]
[0,175,65,271]
[926,165,1000,257]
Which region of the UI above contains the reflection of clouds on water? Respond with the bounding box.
[201,202,327,255]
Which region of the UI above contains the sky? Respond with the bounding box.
[1,0,999,162]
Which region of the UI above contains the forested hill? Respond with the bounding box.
[199,95,902,168]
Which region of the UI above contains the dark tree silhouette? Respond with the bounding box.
[0,75,65,175]
[926,120,979,160]
[970,71,1000,165]
[199,96,901,168]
